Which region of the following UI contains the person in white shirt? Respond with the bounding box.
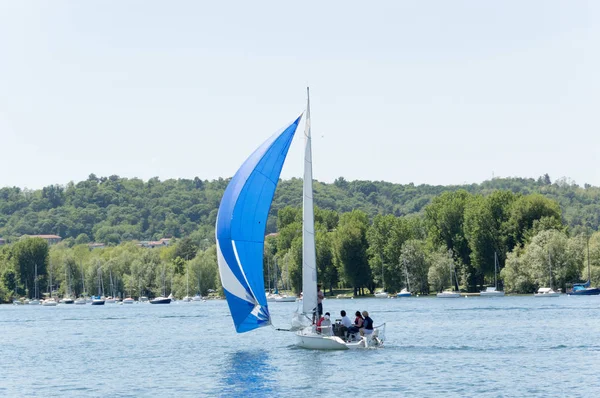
[339,310,352,338]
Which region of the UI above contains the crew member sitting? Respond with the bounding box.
[316,312,332,335]
[359,310,374,336]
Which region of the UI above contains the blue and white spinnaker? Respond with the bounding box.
[216,116,302,333]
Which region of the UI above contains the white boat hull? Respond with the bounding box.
[437,292,460,298]
[374,292,389,298]
[295,329,349,350]
[480,291,505,297]
[295,325,384,350]
[534,293,560,297]
[275,296,296,302]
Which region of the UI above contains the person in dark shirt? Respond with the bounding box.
[347,310,364,336]
[359,310,374,336]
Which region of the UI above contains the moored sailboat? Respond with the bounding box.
[534,252,560,297]
[396,259,412,297]
[568,238,600,295]
[437,266,460,298]
[480,252,505,297]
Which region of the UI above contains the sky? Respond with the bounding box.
[0,1,598,189]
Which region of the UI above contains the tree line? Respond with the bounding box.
[1,174,600,302]
[1,173,600,245]
[269,190,599,297]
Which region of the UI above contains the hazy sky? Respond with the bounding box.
[1,1,598,189]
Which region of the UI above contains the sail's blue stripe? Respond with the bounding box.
[216,115,301,333]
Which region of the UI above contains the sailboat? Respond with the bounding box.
[60,266,74,304]
[534,252,560,297]
[216,88,384,349]
[374,258,389,298]
[42,263,58,306]
[91,267,105,305]
[29,263,41,305]
[480,252,505,297]
[150,266,171,304]
[568,238,600,295]
[182,263,192,302]
[396,259,412,297]
[75,261,87,304]
[437,266,460,298]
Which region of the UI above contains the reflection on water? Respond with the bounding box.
[220,350,275,397]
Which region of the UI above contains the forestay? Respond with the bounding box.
[216,116,302,333]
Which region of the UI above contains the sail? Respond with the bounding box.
[302,88,318,315]
[216,116,302,333]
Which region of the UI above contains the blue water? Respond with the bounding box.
[1,296,599,397]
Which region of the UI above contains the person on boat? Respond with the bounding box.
[316,312,332,335]
[312,284,325,324]
[347,311,364,336]
[359,310,374,337]
[338,310,352,338]
[317,284,324,316]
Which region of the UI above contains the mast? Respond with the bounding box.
[80,261,85,297]
[404,258,410,291]
[494,252,498,290]
[302,87,318,315]
[548,251,553,289]
[587,236,591,283]
[382,262,385,291]
[34,263,38,300]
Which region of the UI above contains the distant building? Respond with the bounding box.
[88,242,106,250]
[21,234,62,245]
[139,238,172,248]
[0,238,5,246]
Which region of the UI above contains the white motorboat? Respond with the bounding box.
[192,294,203,302]
[74,298,87,305]
[139,296,149,303]
[534,287,560,297]
[29,299,41,305]
[60,297,75,304]
[336,294,352,299]
[374,291,389,298]
[437,290,461,298]
[13,299,24,305]
[123,297,135,304]
[42,298,58,306]
[480,287,505,297]
[480,252,505,297]
[274,295,297,302]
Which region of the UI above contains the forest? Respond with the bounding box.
[1,173,600,302]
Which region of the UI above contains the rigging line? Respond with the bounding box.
[270,323,294,332]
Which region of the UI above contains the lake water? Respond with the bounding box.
[1,295,599,397]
